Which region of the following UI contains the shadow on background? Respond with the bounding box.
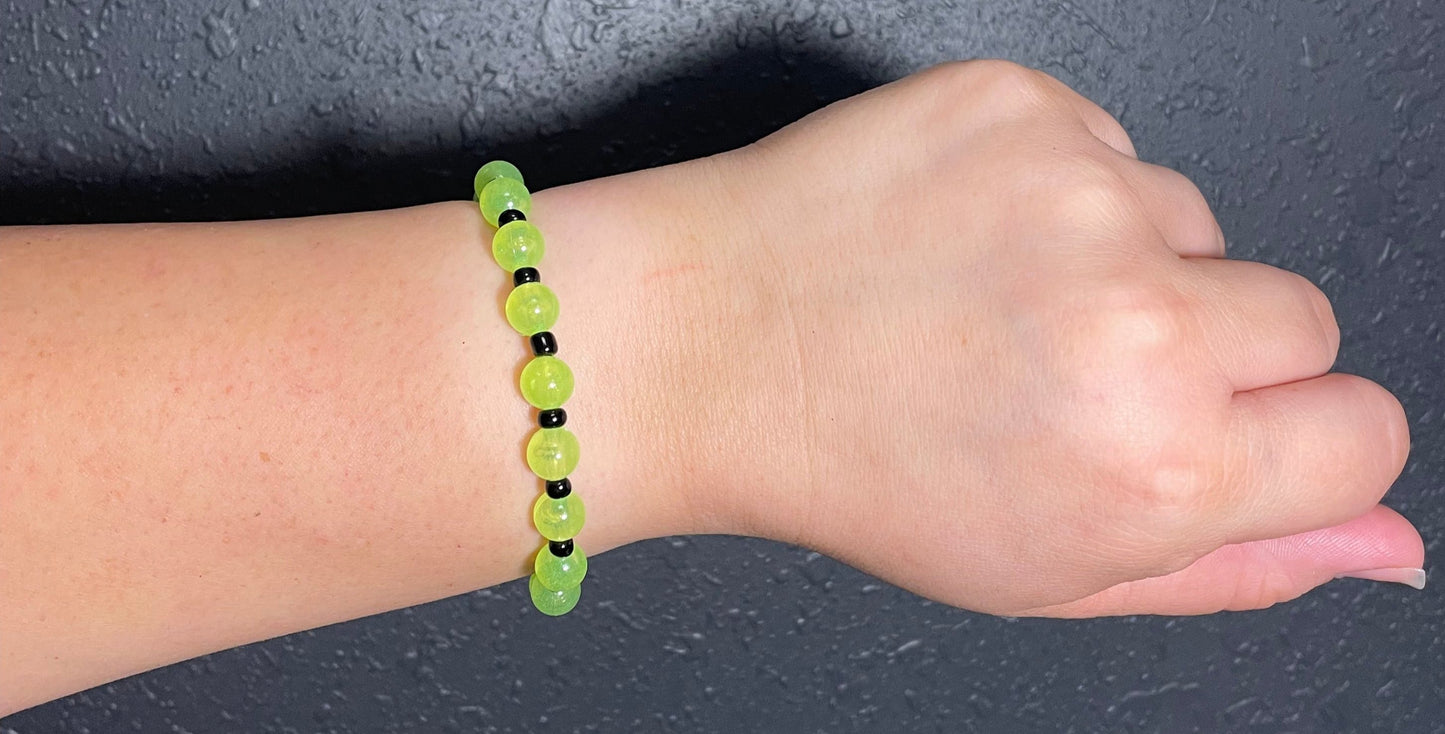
[0,50,880,225]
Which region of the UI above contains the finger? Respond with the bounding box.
[1020,504,1425,617]
[1182,258,1340,390]
[1114,157,1228,258]
[1223,372,1410,544]
[1028,69,1138,158]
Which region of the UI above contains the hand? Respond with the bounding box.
[548,60,1423,616]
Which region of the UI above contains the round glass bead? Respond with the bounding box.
[526,427,580,481]
[505,282,559,335]
[533,492,586,541]
[520,356,573,410]
[474,160,524,199]
[529,572,580,616]
[479,178,532,227]
[492,221,545,272]
[535,543,587,591]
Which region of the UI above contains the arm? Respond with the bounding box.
[2,60,1424,715]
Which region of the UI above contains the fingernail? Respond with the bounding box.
[1335,567,1427,590]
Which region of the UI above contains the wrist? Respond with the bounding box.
[531,150,808,550]
[524,175,704,551]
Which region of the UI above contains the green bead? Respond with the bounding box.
[520,356,573,410]
[526,427,579,481]
[534,544,587,591]
[473,160,524,200]
[504,281,559,335]
[479,178,532,227]
[491,220,545,272]
[529,572,580,616]
[533,492,586,541]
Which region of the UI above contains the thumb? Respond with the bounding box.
[1020,504,1426,617]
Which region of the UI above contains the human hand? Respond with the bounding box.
[548,60,1423,616]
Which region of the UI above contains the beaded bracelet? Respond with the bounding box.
[474,160,587,616]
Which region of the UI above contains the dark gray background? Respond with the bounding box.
[2,0,1442,731]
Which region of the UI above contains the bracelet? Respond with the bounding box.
[475,160,587,616]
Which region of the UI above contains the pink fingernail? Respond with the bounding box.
[1335,567,1427,590]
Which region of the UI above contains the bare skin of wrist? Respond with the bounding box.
[0,60,1424,715]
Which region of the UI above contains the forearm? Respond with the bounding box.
[0,170,743,712]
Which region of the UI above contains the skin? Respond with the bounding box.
[0,60,1424,715]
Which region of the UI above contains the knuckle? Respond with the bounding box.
[972,58,1048,91]
[908,59,978,97]
[981,64,1056,112]
[1087,281,1189,358]
[1151,166,1224,255]
[1160,166,1214,222]
[1123,458,1213,521]
[918,58,982,82]
[1049,162,1145,232]
[1060,281,1201,465]
[1113,458,1223,577]
[1067,95,1135,156]
[1095,114,1134,153]
[921,59,1055,112]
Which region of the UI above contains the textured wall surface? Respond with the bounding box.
[2,0,1442,731]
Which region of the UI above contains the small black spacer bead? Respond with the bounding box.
[497,209,527,226]
[549,538,574,557]
[538,408,567,429]
[513,267,540,287]
[530,331,557,356]
[545,478,572,499]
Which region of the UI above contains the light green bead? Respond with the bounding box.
[533,492,586,541]
[526,427,579,481]
[473,160,524,200]
[504,282,559,335]
[520,356,573,410]
[491,220,545,272]
[529,572,580,616]
[534,544,587,591]
[479,178,532,227]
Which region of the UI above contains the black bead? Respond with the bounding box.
[497,209,527,226]
[530,331,557,356]
[513,267,540,287]
[545,478,571,499]
[549,539,574,557]
[538,408,567,428]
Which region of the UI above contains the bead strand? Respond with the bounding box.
[476,161,587,616]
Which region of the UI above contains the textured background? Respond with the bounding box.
[2,0,1442,731]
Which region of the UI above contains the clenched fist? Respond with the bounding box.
[544,60,1424,616]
